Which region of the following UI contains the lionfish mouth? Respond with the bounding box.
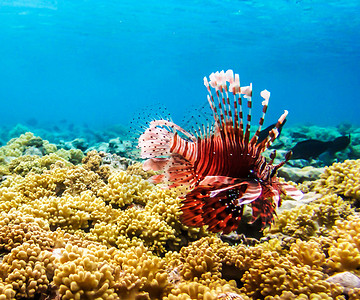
[138,70,303,234]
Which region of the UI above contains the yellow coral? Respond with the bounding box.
[8,153,71,176]
[0,132,57,158]
[327,215,360,275]
[0,281,16,300]
[314,159,360,200]
[53,243,120,300]
[0,242,55,298]
[3,132,360,299]
[241,250,343,298]
[97,171,152,207]
[265,193,354,240]
[0,210,54,251]
[126,162,156,179]
[114,244,169,298]
[349,288,360,300]
[288,239,326,270]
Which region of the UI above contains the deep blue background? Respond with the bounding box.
[0,0,359,131]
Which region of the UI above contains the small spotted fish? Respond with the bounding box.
[138,70,303,234]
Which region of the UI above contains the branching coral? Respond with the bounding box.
[1,154,206,255]
[97,171,152,207]
[126,162,156,179]
[8,153,70,176]
[56,148,85,165]
[112,244,170,299]
[0,133,85,177]
[0,282,16,300]
[314,159,360,200]
[240,244,343,299]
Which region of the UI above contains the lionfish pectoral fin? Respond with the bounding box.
[181,184,242,233]
[280,183,304,201]
[208,180,261,205]
[143,158,169,171]
[237,181,262,205]
[167,154,196,188]
[181,186,208,227]
[250,199,276,228]
[138,121,175,159]
[148,174,166,184]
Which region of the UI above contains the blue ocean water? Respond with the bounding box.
[0,0,359,134]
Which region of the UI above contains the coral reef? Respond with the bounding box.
[2,132,360,299]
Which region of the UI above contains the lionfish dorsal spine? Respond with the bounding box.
[255,109,288,158]
[249,90,270,146]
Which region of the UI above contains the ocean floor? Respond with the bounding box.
[0,122,360,299]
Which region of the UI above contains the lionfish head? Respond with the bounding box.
[138,69,303,234]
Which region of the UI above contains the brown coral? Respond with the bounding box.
[0,210,54,252]
[0,242,55,298]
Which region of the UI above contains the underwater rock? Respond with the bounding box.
[350,144,360,158]
[278,166,325,183]
[60,138,88,151]
[101,152,131,170]
[337,122,354,135]
[86,142,110,153]
[70,138,88,151]
[326,272,360,294]
[108,137,126,155]
[23,146,43,156]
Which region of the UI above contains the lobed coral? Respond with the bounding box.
[53,244,120,300]
[314,159,360,200]
[264,193,354,240]
[0,242,55,298]
[326,215,360,275]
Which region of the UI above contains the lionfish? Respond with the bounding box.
[138,70,303,234]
